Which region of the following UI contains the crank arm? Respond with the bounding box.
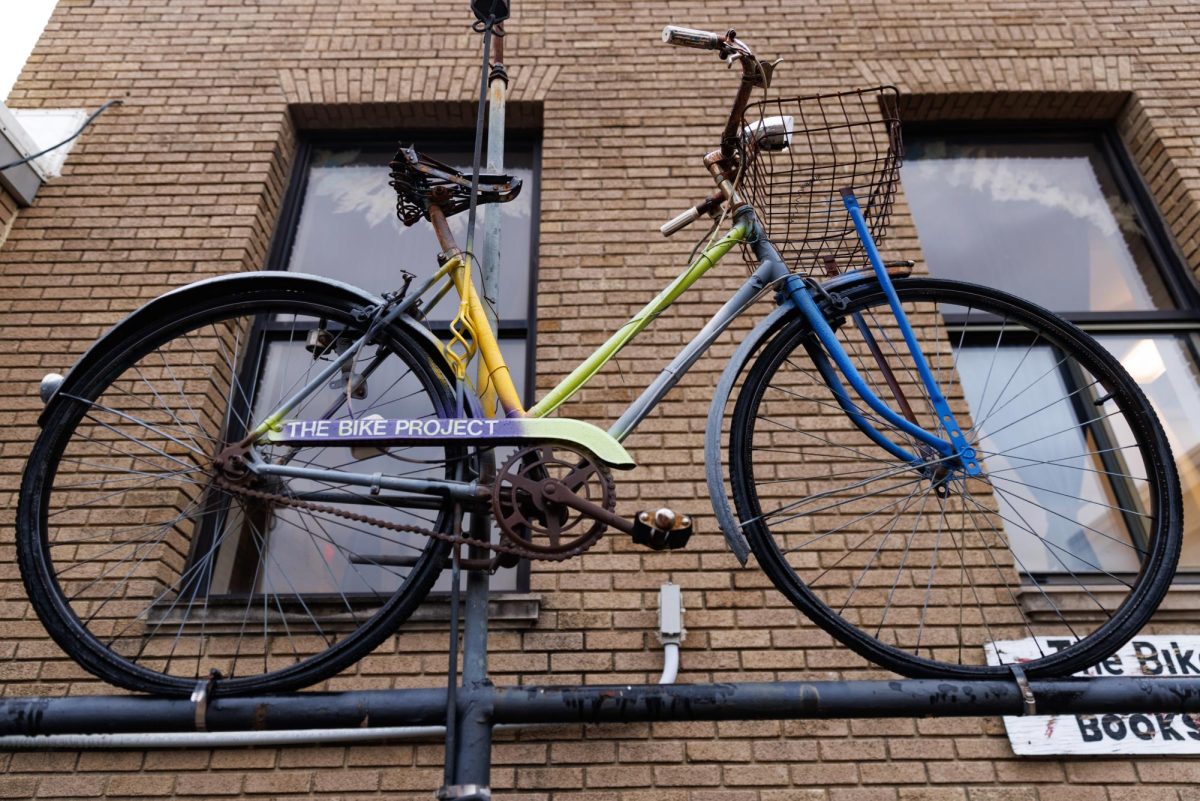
[541,480,634,535]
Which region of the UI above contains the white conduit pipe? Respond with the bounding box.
[657,582,685,685]
[658,642,680,685]
[0,726,448,750]
[0,722,574,750]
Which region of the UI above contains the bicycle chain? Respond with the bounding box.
[213,474,607,563]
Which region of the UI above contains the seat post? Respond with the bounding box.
[428,202,464,260]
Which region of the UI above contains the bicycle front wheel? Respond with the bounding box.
[18,278,461,695]
[729,277,1181,678]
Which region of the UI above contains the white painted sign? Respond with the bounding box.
[985,636,1200,755]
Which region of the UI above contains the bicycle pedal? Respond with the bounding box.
[631,508,693,551]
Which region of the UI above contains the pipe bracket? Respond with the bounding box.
[1010,665,1037,716]
[438,783,491,801]
[190,669,222,731]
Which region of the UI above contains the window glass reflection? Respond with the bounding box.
[209,335,454,596]
[903,138,1174,312]
[956,345,1142,575]
[288,145,535,320]
[265,140,538,596]
[1097,335,1200,569]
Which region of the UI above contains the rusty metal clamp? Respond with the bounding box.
[190,669,222,731]
[1010,664,1037,716]
[438,784,491,801]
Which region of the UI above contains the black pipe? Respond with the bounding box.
[0,689,447,737]
[489,678,1200,723]
[2,678,1198,738]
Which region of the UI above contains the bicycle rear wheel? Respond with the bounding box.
[728,277,1181,678]
[18,278,460,695]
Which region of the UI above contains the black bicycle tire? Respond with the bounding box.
[18,280,456,696]
[729,277,1182,679]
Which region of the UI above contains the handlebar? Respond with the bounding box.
[660,23,772,159]
[659,24,777,236]
[661,25,724,50]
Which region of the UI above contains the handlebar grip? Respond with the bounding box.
[660,206,702,237]
[661,25,723,50]
[661,193,725,237]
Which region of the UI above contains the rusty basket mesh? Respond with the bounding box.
[741,86,902,275]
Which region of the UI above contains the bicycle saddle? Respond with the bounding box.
[389,145,522,227]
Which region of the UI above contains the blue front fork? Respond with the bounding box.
[780,189,981,477]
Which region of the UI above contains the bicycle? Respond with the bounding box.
[17,25,1181,696]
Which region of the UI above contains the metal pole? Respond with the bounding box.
[0,688,448,736]
[480,24,507,374]
[442,5,508,798]
[450,12,510,799]
[487,677,1200,723]
[2,678,1199,738]
[450,472,495,798]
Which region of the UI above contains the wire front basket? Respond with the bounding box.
[742,86,902,276]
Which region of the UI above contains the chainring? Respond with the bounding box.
[491,444,616,558]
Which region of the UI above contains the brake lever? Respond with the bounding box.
[757,58,781,89]
[721,35,776,89]
[728,56,778,89]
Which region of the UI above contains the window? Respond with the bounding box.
[277,137,537,383]
[902,127,1200,574]
[206,134,540,597]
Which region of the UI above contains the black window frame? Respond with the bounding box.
[904,122,1200,324]
[903,121,1200,579]
[267,131,543,403]
[189,130,543,600]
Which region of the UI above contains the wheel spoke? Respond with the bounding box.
[955,483,1091,639]
[27,294,462,694]
[728,279,1174,677]
[835,481,926,612]
[874,489,932,639]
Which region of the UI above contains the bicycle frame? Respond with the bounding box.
[245,192,978,503]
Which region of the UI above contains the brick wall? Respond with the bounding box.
[0,185,16,251]
[1,0,1199,799]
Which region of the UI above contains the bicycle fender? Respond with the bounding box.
[37,271,459,427]
[701,267,901,564]
[704,303,798,566]
[268,416,636,470]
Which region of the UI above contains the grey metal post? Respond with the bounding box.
[446,11,509,801]
[480,26,507,349]
[449,503,495,797]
